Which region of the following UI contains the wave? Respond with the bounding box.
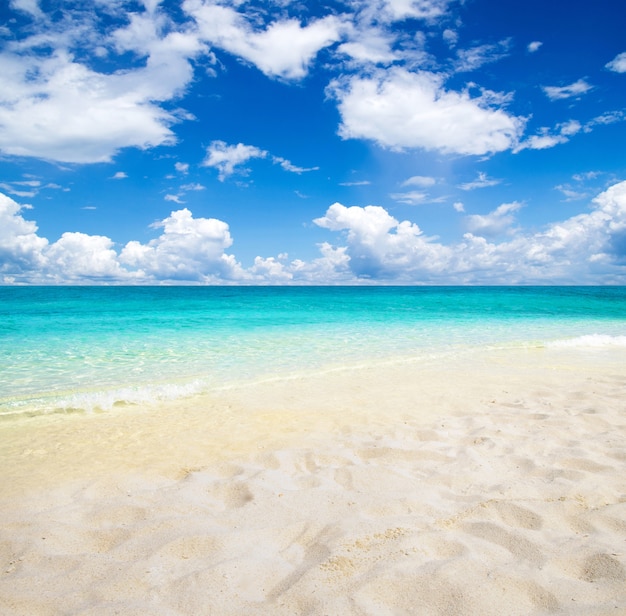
[546,334,626,349]
[0,379,207,419]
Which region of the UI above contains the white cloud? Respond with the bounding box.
[515,119,582,152]
[120,208,243,281]
[464,201,522,237]
[606,52,626,73]
[389,191,428,204]
[329,68,524,156]
[339,180,372,187]
[311,183,626,283]
[527,41,542,53]
[380,0,454,21]
[542,79,592,100]
[9,0,43,18]
[3,183,626,284]
[184,0,343,80]
[313,201,451,279]
[272,157,319,174]
[455,40,511,72]
[0,4,205,163]
[45,232,128,282]
[202,140,268,181]
[0,192,48,277]
[175,162,189,174]
[165,194,185,203]
[443,29,458,47]
[0,182,37,198]
[459,172,500,190]
[402,175,436,187]
[180,182,205,191]
[453,201,465,212]
[112,171,128,179]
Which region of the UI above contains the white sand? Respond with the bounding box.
[1,347,625,615]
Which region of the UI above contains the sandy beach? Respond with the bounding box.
[1,346,625,615]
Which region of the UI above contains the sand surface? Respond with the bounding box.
[1,347,625,615]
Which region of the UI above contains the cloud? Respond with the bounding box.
[402,175,436,187]
[606,52,626,73]
[527,41,542,53]
[443,29,458,47]
[454,40,511,72]
[175,162,189,174]
[45,232,128,282]
[329,68,525,155]
[389,191,428,204]
[313,201,451,279]
[311,182,626,283]
[184,0,343,80]
[202,141,318,180]
[120,208,243,281]
[339,180,372,187]
[0,192,48,277]
[464,201,522,237]
[515,119,582,151]
[337,25,397,66]
[9,0,43,18]
[3,182,626,284]
[542,79,592,100]
[459,172,500,190]
[272,157,319,174]
[202,140,268,181]
[379,0,455,22]
[165,194,185,203]
[0,4,205,163]
[111,172,128,179]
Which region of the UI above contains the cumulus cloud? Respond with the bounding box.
[0,195,243,283]
[184,0,343,80]
[542,79,592,100]
[329,68,525,155]
[0,193,48,277]
[3,183,626,284]
[606,52,626,73]
[527,41,542,53]
[120,208,243,281]
[311,183,626,283]
[464,201,522,237]
[0,4,205,163]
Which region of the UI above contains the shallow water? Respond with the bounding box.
[1,286,625,417]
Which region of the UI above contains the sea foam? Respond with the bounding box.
[547,334,626,348]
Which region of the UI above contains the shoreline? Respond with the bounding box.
[1,346,625,614]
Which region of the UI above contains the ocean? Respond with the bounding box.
[1,286,625,418]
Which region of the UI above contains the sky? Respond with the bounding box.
[1,0,626,285]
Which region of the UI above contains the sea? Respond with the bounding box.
[1,286,625,419]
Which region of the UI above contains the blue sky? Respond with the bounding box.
[1,0,626,284]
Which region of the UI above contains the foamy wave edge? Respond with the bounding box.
[0,380,207,419]
[547,334,626,349]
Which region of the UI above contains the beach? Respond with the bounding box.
[1,344,625,615]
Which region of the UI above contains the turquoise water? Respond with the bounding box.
[1,286,625,417]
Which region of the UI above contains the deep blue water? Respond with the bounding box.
[1,286,625,416]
